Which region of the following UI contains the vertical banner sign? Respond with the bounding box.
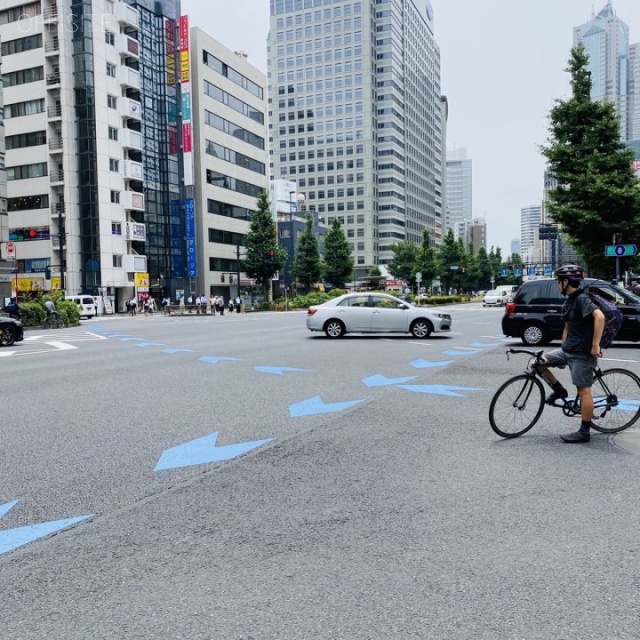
[179,15,193,188]
[165,18,176,85]
[170,200,182,278]
[185,199,197,277]
[179,16,190,83]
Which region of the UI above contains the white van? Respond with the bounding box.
[66,295,97,319]
[495,285,518,304]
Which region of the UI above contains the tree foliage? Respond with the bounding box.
[293,213,322,293]
[415,230,439,284]
[242,191,287,298]
[323,217,353,288]
[388,240,418,285]
[541,44,640,274]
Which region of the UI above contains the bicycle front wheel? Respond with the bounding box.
[489,374,546,438]
[591,368,640,434]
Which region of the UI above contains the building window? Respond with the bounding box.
[113,255,123,267]
[7,163,48,181]
[4,98,45,119]
[109,158,119,172]
[111,223,122,235]
[2,66,44,87]
[5,131,46,150]
[110,190,120,203]
[105,30,115,45]
[108,127,118,141]
[106,63,117,77]
[107,95,118,109]
[1,34,42,56]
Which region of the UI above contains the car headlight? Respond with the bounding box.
[433,313,451,320]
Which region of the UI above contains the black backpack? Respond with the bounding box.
[585,290,623,349]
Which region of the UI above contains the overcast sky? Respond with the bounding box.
[182,0,640,255]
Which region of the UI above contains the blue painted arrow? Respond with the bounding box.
[469,342,500,348]
[289,395,363,418]
[398,384,487,397]
[104,334,132,338]
[154,432,274,471]
[362,373,417,387]
[136,342,167,348]
[0,500,19,519]
[0,515,92,555]
[255,366,309,376]
[0,501,92,556]
[120,337,145,342]
[199,356,242,364]
[162,348,197,354]
[443,349,481,356]
[410,359,454,369]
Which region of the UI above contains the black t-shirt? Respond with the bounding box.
[562,289,598,354]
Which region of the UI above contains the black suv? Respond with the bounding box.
[502,278,640,346]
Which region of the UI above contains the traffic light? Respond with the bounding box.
[220,274,225,283]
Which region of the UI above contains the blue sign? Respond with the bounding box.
[501,269,507,277]
[544,266,552,275]
[185,198,197,277]
[528,267,536,276]
[514,268,522,276]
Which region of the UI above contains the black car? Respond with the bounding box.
[0,317,25,347]
[502,278,640,346]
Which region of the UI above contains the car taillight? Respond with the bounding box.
[307,307,317,316]
[505,302,515,316]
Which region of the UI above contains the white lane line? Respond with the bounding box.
[46,342,78,351]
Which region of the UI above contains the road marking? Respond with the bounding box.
[289,395,363,418]
[45,341,77,351]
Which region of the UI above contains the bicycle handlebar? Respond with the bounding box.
[506,348,545,361]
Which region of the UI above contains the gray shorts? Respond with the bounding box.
[541,348,596,388]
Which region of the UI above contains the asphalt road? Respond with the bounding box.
[2,304,640,639]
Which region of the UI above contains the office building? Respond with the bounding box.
[0,0,184,309]
[190,29,269,298]
[0,49,9,300]
[445,147,472,235]
[467,217,486,254]
[574,1,640,143]
[520,205,542,262]
[267,0,444,275]
[510,238,521,258]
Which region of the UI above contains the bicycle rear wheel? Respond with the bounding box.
[489,374,546,438]
[590,368,640,434]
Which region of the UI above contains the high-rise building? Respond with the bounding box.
[445,147,472,235]
[0,47,9,300]
[0,0,184,309]
[267,0,444,275]
[574,1,640,143]
[520,205,542,261]
[510,238,521,257]
[190,29,269,299]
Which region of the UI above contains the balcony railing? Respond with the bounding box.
[48,105,62,118]
[48,137,63,152]
[51,203,66,215]
[43,6,59,21]
[50,171,64,183]
[46,72,61,86]
[44,38,59,54]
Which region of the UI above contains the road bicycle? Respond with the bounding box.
[43,312,65,330]
[489,348,640,438]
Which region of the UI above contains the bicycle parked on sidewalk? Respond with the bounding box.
[489,348,640,438]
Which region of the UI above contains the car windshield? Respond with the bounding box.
[486,290,498,296]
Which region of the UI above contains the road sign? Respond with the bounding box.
[605,244,638,257]
[501,269,507,277]
[6,241,15,256]
[415,272,422,282]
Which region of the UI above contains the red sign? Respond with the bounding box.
[182,123,192,152]
[6,241,15,255]
[179,15,189,52]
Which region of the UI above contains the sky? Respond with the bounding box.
[182,0,640,255]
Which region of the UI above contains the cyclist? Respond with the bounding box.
[533,264,605,443]
[44,299,61,327]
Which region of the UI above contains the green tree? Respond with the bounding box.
[323,217,353,288]
[388,240,418,285]
[415,229,439,292]
[293,213,322,293]
[488,247,503,284]
[437,230,463,293]
[367,266,383,289]
[242,191,287,300]
[541,44,640,274]
[476,247,492,289]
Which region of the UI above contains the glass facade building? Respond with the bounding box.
[268,0,444,273]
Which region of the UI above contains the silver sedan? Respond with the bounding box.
[306,292,452,338]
